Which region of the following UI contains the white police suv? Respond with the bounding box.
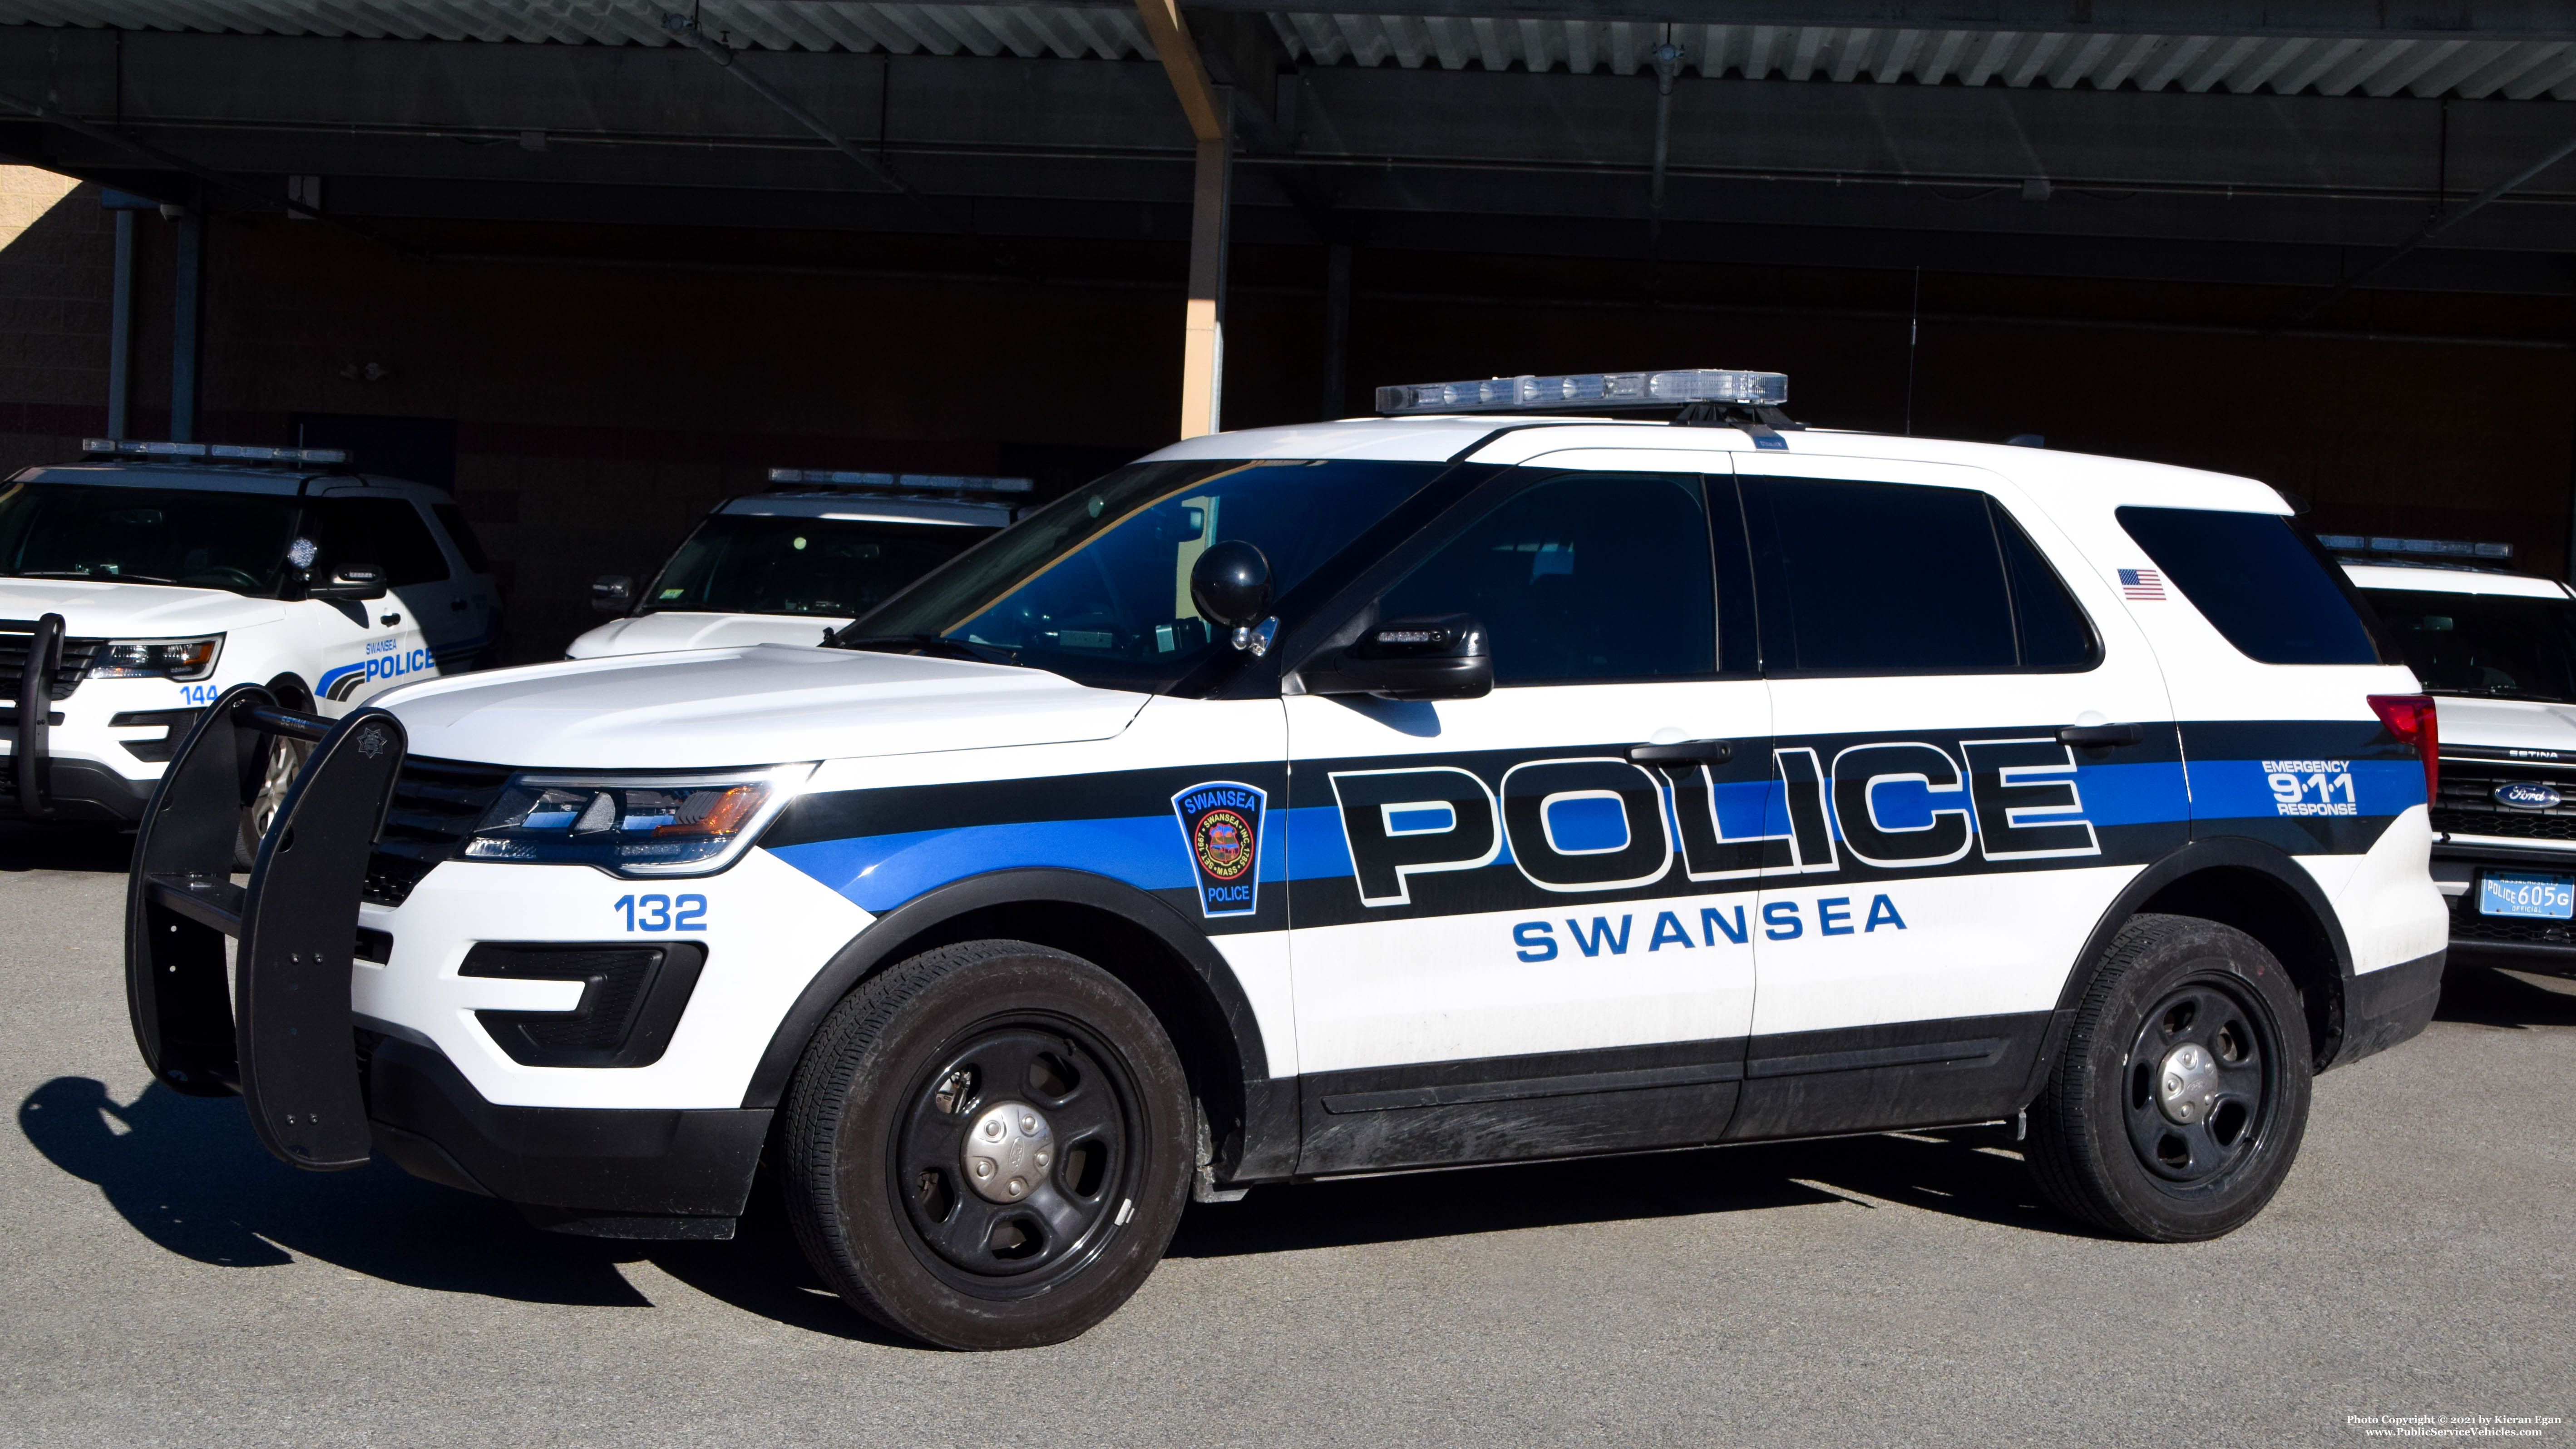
[123,371,2444,1351]
[2342,555,2576,974]
[5,439,501,856]
[567,470,1024,659]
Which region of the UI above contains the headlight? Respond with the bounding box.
[87,634,224,681]
[461,764,811,876]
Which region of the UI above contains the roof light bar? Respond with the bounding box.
[1375,368,1787,416]
[81,438,349,466]
[766,468,1033,495]
[2317,534,2513,561]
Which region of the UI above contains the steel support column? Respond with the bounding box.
[1183,107,1233,440]
[106,207,133,438]
[170,208,201,442]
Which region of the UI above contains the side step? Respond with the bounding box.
[124,685,409,1170]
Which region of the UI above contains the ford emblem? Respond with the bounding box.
[2494,780,2564,811]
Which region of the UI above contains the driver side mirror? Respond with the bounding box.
[592,575,636,614]
[308,564,387,602]
[1302,613,1493,701]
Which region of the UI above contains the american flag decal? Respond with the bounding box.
[2119,568,2165,600]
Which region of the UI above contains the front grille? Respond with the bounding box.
[0,621,104,702]
[364,756,514,905]
[2448,888,2576,948]
[2432,758,2576,843]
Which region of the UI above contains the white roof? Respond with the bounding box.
[11,461,450,500]
[1146,415,2289,513]
[2344,562,2572,599]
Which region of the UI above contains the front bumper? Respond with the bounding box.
[364,1029,767,1238]
[0,751,156,823]
[2431,841,2576,977]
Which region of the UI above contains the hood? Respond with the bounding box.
[0,577,287,634]
[565,611,849,659]
[2431,695,2576,755]
[376,644,1150,769]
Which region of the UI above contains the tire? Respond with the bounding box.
[779,940,1194,1350]
[232,731,309,871]
[2027,913,2314,1242]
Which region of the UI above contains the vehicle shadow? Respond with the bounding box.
[0,821,133,873]
[2434,960,2576,1030]
[19,1076,651,1306]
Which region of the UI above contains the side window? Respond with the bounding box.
[312,498,451,587]
[2116,506,2383,665]
[432,503,492,574]
[1748,477,2095,674]
[1380,472,1717,685]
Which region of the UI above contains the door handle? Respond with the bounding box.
[1629,739,1733,764]
[379,613,402,627]
[2057,723,2145,748]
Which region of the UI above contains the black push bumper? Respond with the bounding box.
[126,684,409,1167]
[125,684,761,1238]
[0,612,146,822]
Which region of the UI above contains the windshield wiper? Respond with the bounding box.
[10,568,179,584]
[832,633,1024,668]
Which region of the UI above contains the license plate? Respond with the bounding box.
[2478,870,2576,920]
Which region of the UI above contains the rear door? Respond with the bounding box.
[1283,467,1772,1174]
[1729,453,2189,1138]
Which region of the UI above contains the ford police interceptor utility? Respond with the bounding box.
[123,370,2444,1351]
[4,439,501,859]
[2342,554,2576,975]
[568,470,1024,660]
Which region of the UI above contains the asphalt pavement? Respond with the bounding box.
[3,820,2570,1447]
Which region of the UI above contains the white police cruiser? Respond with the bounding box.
[2340,552,2576,975]
[567,470,1025,659]
[4,439,502,857]
[123,370,2445,1350]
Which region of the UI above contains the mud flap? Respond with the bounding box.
[125,684,408,1170]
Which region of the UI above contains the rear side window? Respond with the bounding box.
[1746,477,2097,674]
[312,498,450,587]
[2116,507,2382,665]
[432,503,492,574]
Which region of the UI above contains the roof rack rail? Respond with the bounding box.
[82,438,351,468]
[765,468,1032,497]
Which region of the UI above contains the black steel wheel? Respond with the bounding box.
[780,939,1192,1349]
[2027,913,2313,1241]
[891,1020,1137,1293]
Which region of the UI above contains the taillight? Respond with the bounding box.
[2369,693,2438,804]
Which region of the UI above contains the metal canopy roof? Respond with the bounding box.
[3,0,2573,100]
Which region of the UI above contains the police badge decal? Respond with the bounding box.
[1172,781,1266,918]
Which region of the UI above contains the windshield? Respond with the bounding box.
[0,481,303,594]
[2363,585,2576,703]
[646,514,999,619]
[842,459,1448,690]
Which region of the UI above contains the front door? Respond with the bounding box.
[1285,469,1771,1174]
[1729,452,2190,1138]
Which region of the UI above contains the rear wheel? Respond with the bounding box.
[779,940,1193,1349]
[2027,913,2313,1241]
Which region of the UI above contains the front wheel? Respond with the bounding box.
[779,940,1194,1349]
[232,731,308,870]
[2026,913,2313,1241]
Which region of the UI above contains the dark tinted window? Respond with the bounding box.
[2361,586,2576,702]
[1996,505,2097,668]
[1382,472,1715,684]
[855,459,1441,692]
[432,503,492,574]
[2117,507,2380,665]
[1750,478,2017,673]
[313,498,449,587]
[0,482,301,594]
[649,515,996,618]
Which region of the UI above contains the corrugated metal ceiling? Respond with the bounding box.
[2,0,2571,100]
